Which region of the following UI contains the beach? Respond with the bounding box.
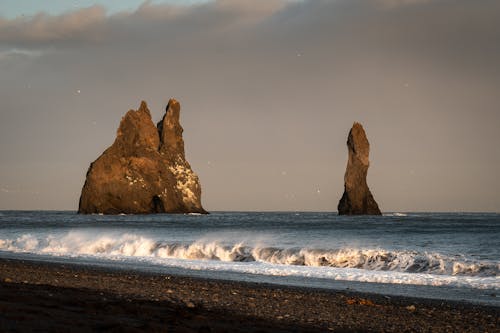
[0,258,498,332]
[2,0,499,331]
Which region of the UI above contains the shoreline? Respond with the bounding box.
[0,258,498,332]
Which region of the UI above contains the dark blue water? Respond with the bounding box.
[0,211,498,304]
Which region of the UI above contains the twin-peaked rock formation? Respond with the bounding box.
[78,99,207,214]
[338,122,381,215]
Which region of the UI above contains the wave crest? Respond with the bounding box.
[0,232,497,277]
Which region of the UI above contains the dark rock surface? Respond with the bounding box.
[338,122,381,215]
[78,99,207,214]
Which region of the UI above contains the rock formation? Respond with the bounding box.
[78,99,207,214]
[338,122,381,215]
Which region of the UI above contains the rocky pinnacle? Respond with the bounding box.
[78,99,207,214]
[338,122,381,215]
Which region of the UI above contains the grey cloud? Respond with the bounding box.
[0,48,44,60]
[0,0,287,47]
[1,0,499,211]
[0,5,107,46]
[376,0,434,7]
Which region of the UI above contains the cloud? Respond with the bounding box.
[0,5,107,46]
[0,0,288,48]
[1,0,498,63]
[0,48,44,60]
[0,0,499,211]
[376,0,433,8]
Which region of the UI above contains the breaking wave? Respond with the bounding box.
[0,232,498,279]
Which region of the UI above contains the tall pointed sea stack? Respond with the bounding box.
[338,122,381,215]
[78,99,207,214]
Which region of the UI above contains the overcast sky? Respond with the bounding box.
[1,0,499,212]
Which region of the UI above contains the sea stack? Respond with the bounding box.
[337,122,381,215]
[78,99,207,214]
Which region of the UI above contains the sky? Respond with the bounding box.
[0,0,499,212]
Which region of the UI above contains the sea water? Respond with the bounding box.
[0,211,498,305]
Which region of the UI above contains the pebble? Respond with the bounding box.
[406,305,416,312]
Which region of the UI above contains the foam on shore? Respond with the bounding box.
[0,231,498,290]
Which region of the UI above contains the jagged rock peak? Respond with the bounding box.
[348,122,370,166]
[115,101,159,152]
[337,122,381,215]
[157,98,185,157]
[78,99,207,215]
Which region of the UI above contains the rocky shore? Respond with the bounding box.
[0,258,498,332]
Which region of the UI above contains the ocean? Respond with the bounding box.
[0,211,498,306]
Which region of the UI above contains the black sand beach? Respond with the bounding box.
[0,258,498,332]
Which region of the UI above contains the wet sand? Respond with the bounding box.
[0,258,498,332]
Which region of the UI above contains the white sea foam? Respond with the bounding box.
[0,232,498,289]
[383,212,408,217]
[144,257,499,290]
